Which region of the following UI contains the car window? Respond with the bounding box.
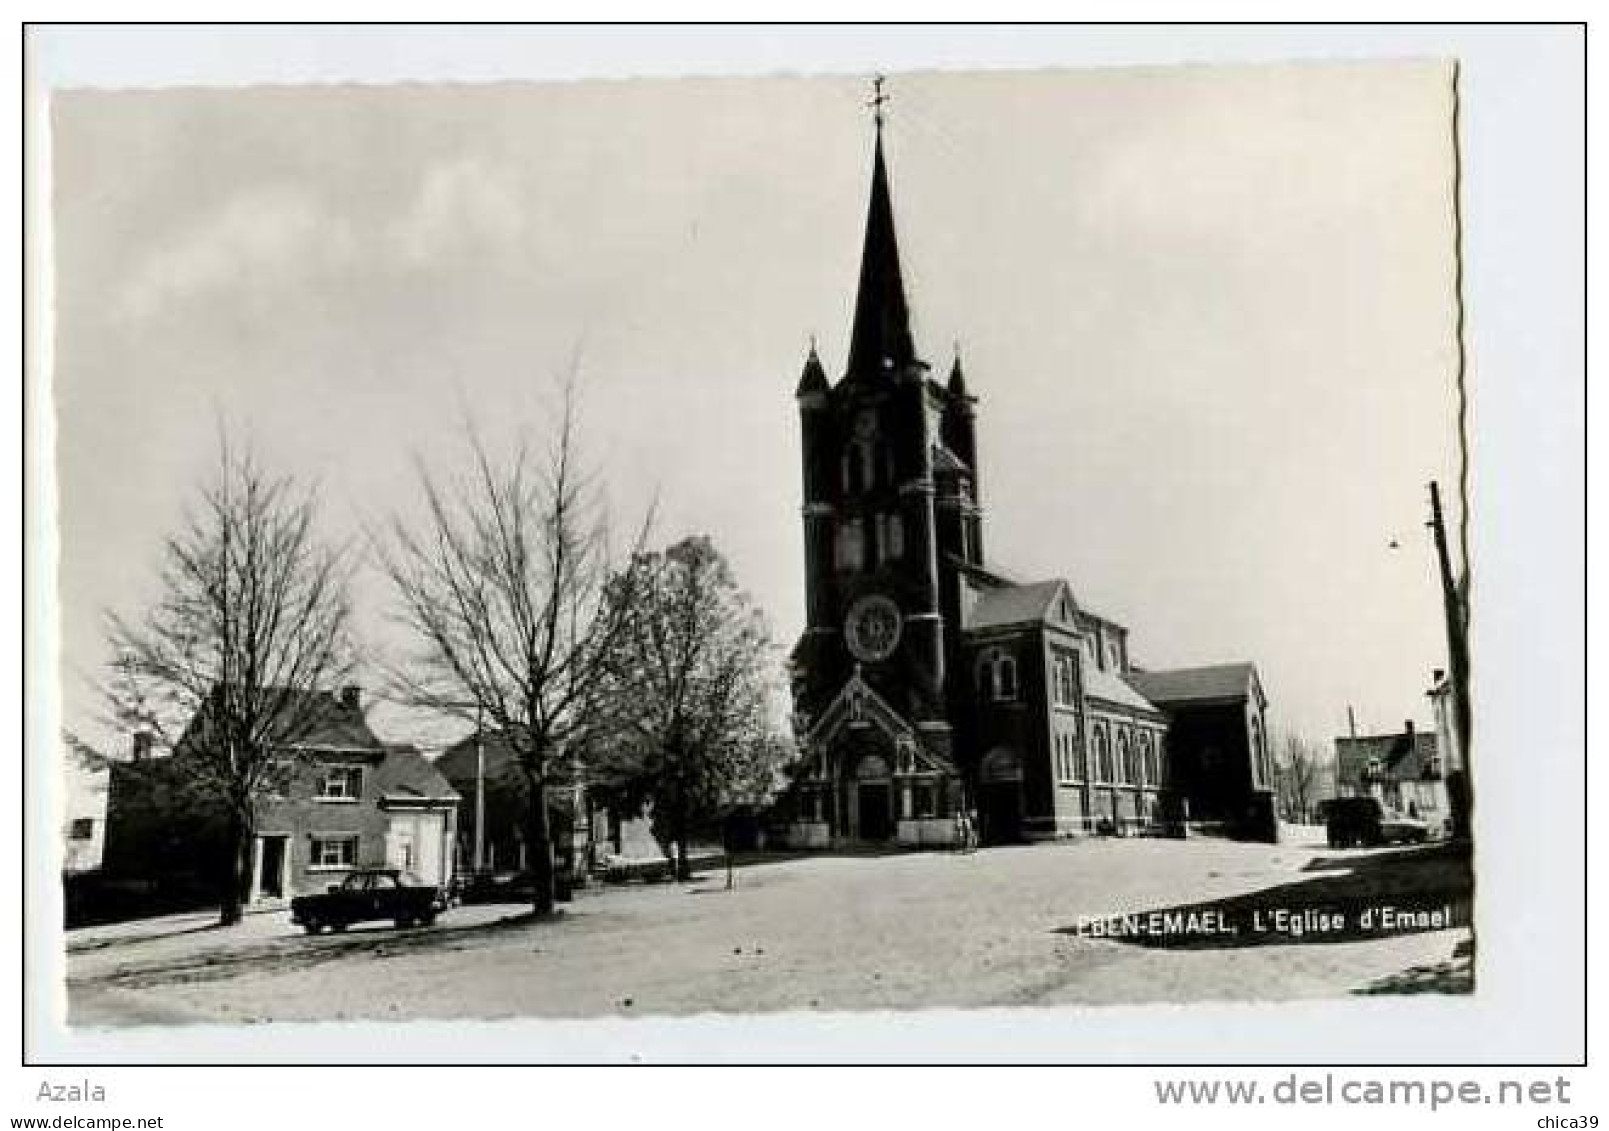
[370,873,399,890]
[341,873,367,892]
[399,872,425,888]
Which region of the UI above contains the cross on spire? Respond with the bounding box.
[868,74,889,130]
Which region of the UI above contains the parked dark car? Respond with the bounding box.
[290,868,446,934]
[453,868,574,905]
[1322,796,1430,848]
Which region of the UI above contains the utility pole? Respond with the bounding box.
[1428,480,1473,841]
[472,703,486,875]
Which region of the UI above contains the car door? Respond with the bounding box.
[368,871,400,918]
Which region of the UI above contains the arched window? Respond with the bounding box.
[837,517,865,572]
[1117,731,1133,784]
[975,649,1018,703]
[998,654,1018,700]
[1093,726,1111,782]
[1137,733,1153,785]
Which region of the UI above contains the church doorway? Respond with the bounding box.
[853,752,894,842]
[857,783,893,841]
[978,747,1025,845]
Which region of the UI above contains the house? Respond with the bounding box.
[101,686,459,908]
[435,729,665,881]
[61,755,108,875]
[783,111,1278,846]
[1334,721,1449,829]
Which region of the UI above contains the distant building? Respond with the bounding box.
[434,730,662,880]
[1334,721,1449,829]
[102,686,459,906]
[61,756,108,875]
[783,111,1278,846]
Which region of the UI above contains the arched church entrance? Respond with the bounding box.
[978,746,1024,845]
[853,752,894,842]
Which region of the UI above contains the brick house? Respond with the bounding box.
[1334,721,1449,830]
[102,686,459,906]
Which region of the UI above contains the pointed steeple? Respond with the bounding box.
[946,343,969,397]
[845,123,918,381]
[796,338,828,398]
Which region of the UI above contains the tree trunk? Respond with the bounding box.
[525,777,556,916]
[220,807,253,927]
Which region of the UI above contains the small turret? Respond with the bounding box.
[796,341,829,400]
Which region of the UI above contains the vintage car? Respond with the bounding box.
[1321,796,1431,848]
[289,867,446,934]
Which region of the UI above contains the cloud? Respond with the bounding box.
[115,184,354,324]
[388,157,527,267]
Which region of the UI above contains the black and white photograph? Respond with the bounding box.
[22,22,1584,1083]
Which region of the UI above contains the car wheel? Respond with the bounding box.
[302,919,321,936]
[394,916,412,930]
[331,921,348,933]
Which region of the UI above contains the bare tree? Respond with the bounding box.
[1273,731,1333,825]
[586,536,786,882]
[378,383,649,916]
[70,439,354,925]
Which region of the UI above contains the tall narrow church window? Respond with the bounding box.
[1117,732,1132,784]
[997,655,1018,700]
[838,518,865,572]
[1094,727,1111,782]
[884,512,904,560]
[975,648,1017,702]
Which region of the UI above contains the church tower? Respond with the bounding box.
[789,87,984,843]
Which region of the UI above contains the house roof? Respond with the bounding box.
[1123,663,1259,707]
[1083,665,1162,716]
[966,579,1070,631]
[269,689,385,750]
[177,686,386,754]
[374,744,459,802]
[1335,731,1440,783]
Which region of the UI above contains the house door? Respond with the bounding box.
[857,783,892,841]
[257,836,288,899]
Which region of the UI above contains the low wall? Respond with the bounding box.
[896,818,959,848]
[783,822,831,849]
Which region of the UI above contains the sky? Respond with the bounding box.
[51,60,1463,756]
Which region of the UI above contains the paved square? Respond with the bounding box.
[67,837,1471,1026]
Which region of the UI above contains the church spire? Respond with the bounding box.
[846,79,918,381]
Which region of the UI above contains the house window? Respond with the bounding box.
[317,766,363,802]
[1117,732,1133,784]
[310,835,358,868]
[69,818,94,840]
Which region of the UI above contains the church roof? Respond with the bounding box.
[845,129,919,381]
[1124,662,1259,706]
[966,579,1070,630]
[931,443,969,475]
[1083,666,1163,716]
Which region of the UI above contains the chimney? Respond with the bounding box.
[131,731,153,761]
[1404,720,1415,738]
[1432,668,1446,683]
[340,685,362,711]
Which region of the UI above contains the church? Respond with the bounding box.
[785,106,1278,848]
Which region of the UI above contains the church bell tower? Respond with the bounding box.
[791,83,974,788]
